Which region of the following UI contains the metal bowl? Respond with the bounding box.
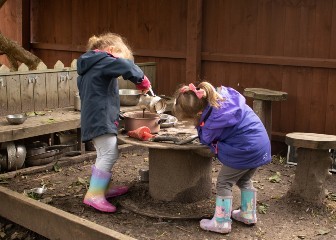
[119,89,142,106]
[6,114,27,125]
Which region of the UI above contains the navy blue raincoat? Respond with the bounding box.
[77,50,145,142]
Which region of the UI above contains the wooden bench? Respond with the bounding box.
[243,88,288,139]
[285,132,336,205]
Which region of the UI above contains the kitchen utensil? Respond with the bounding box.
[159,114,178,128]
[150,134,199,145]
[25,155,55,166]
[137,94,167,114]
[26,149,59,162]
[121,111,163,133]
[24,185,47,198]
[6,114,27,125]
[119,89,142,106]
[15,143,27,169]
[26,141,47,157]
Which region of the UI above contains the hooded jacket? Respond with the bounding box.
[196,86,271,169]
[77,50,144,142]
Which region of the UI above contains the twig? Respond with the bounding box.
[175,225,192,233]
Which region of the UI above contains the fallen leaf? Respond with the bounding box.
[316,229,330,235]
[269,172,281,183]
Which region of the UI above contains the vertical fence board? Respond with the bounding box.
[309,69,328,133]
[20,74,34,113]
[68,71,78,105]
[0,76,8,116]
[57,72,70,108]
[325,69,336,133]
[46,73,58,109]
[33,73,47,111]
[294,68,313,132]
[7,75,22,114]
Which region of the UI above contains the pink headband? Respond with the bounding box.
[181,83,205,99]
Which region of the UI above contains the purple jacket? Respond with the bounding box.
[196,87,271,169]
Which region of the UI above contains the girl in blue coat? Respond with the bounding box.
[77,33,151,213]
[173,82,271,234]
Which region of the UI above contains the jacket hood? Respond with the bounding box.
[77,51,108,75]
[202,87,246,129]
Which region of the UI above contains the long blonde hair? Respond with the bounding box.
[173,82,224,124]
[87,32,134,60]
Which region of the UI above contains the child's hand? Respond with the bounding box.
[136,75,151,92]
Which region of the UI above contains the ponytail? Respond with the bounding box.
[173,81,224,122]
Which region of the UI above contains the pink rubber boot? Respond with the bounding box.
[105,184,129,199]
[83,165,116,213]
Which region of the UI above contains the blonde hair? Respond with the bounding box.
[87,32,134,60]
[173,82,224,124]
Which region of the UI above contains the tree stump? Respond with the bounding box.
[243,88,288,139]
[285,132,336,205]
[149,148,212,203]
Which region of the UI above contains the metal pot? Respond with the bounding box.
[26,141,47,157]
[137,94,167,114]
[119,89,142,106]
[121,111,162,133]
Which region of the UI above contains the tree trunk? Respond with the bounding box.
[0,33,41,70]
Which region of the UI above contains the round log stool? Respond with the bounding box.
[243,88,288,139]
[285,132,336,205]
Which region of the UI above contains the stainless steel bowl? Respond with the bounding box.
[119,89,142,106]
[6,114,27,125]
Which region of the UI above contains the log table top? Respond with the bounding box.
[117,120,209,151]
[243,88,288,101]
[286,132,336,150]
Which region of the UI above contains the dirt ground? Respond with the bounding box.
[1,145,336,240]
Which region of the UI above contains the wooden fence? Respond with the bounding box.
[0,61,156,116]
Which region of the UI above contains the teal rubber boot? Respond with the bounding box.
[232,188,257,225]
[200,196,232,234]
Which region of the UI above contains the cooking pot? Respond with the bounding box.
[26,141,47,157]
[121,111,163,133]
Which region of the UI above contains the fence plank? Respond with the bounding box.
[20,74,34,113]
[0,76,8,116]
[46,73,58,109]
[33,73,47,111]
[57,72,70,108]
[7,75,22,114]
[68,71,78,105]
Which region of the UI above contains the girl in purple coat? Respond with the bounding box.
[173,82,271,234]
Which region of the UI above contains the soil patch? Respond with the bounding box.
[1,145,336,240]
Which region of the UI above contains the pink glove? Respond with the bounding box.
[136,75,151,91]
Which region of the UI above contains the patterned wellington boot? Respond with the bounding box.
[105,183,129,199]
[83,165,116,213]
[200,196,233,234]
[232,188,257,225]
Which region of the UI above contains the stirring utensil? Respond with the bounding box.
[148,87,155,96]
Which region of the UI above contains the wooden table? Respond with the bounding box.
[0,108,82,150]
[118,120,214,203]
[285,132,336,205]
[0,105,151,153]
